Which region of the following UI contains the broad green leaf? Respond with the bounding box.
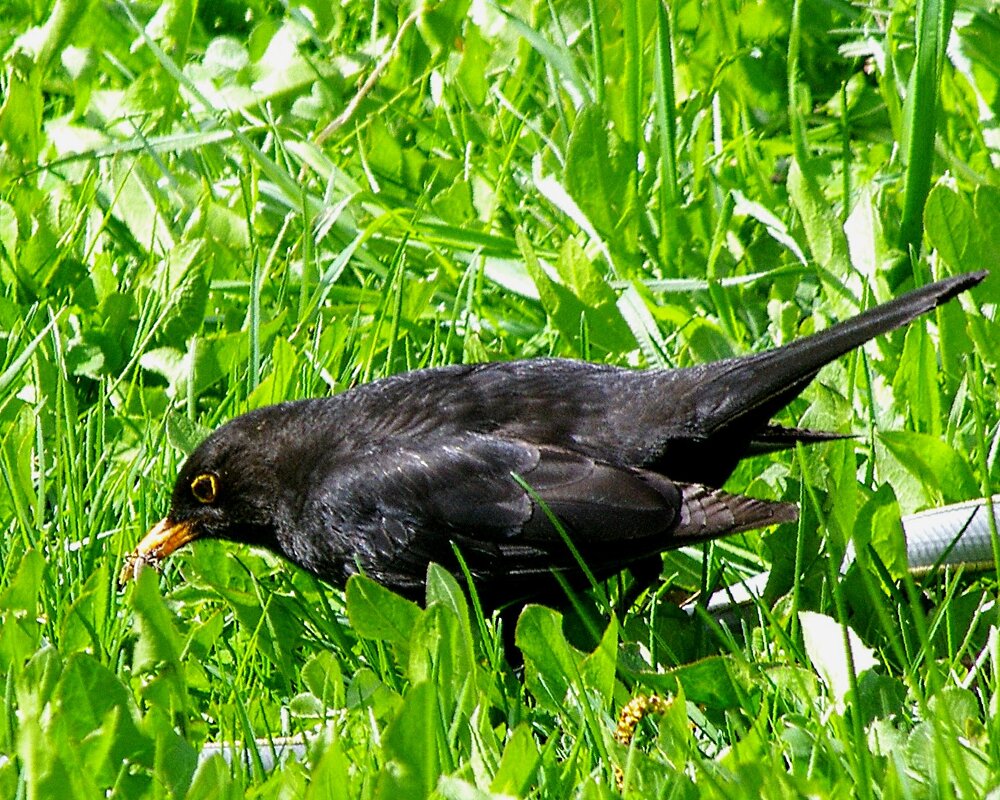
[856,658,906,727]
[0,560,41,670]
[928,685,980,727]
[455,24,488,105]
[14,651,94,798]
[0,548,44,613]
[516,604,583,713]
[580,614,617,705]
[258,594,307,676]
[165,411,211,455]
[201,37,249,81]
[302,650,345,708]
[54,653,133,740]
[518,231,633,356]
[878,430,979,507]
[853,484,906,579]
[129,568,188,716]
[159,239,202,295]
[248,337,299,409]
[185,754,237,800]
[431,177,476,226]
[924,184,977,270]
[564,104,636,252]
[418,0,472,56]
[893,323,941,436]
[15,646,63,720]
[971,187,1000,304]
[408,604,476,723]
[207,585,304,676]
[437,777,496,800]
[375,681,441,800]
[305,734,352,800]
[130,568,183,670]
[843,185,889,278]
[517,605,616,716]
[424,563,475,669]
[146,705,198,799]
[109,159,176,254]
[346,574,422,645]
[682,317,735,363]
[145,0,195,60]
[159,241,209,345]
[787,158,850,274]
[17,714,87,800]
[634,655,753,710]
[425,562,468,620]
[53,653,151,781]
[364,118,405,185]
[0,200,17,256]
[973,186,1000,258]
[182,612,225,694]
[345,668,403,717]
[0,52,43,161]
[64,336,105,378]
[556,237,609,308]
[0,759,16,800]
[482,257,539,299]
[289,692,325,718]
[191,196,251,251]
[490,723,541,796]
[138,346,187,393]
[141,313,287,398]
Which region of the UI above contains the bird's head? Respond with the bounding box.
[121,405,309,583]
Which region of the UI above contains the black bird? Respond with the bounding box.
[123,271,986,610]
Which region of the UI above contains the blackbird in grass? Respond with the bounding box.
[123,272,985,610]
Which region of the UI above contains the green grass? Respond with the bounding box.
[1,0,999,797]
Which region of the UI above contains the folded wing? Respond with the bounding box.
[300,433,795,606]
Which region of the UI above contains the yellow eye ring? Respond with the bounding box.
[191,473,219,504]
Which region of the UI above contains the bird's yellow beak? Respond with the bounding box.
[120,518,198,584]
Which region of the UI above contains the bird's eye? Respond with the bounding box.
[190,473,219,504]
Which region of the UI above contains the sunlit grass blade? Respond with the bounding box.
[898,0,957,256]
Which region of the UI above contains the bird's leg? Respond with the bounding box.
[618,556,663,614]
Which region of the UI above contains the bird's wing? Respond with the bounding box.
[300,434,794,604]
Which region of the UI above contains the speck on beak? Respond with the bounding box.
[120,518,197,585]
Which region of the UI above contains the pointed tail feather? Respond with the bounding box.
[746,424,853,454]
[686,271,987,436]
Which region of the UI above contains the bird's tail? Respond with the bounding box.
[684,270,987,437]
